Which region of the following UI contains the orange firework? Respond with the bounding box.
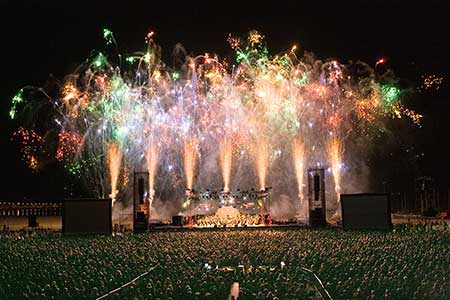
[62,82,78,102]
[55,130,82,161]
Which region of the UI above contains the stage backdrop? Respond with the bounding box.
[341,193,392,229]
[62,199,112,234]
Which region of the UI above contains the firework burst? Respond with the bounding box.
[10,30,422,214]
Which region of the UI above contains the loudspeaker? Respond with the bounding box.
[341,193,391,229]
[309,209,326,227]
[172,215,182,226]
[308,168,326,227]
[138,178,145,204]
[133,172,149,233]
[137,211,146,220]
[62,199,112,234]
[28,215,37,227]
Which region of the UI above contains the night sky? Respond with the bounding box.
[1,0,449,200]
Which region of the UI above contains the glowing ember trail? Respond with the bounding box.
[220,139,233,192]
[183,138,198,190]
[107,142,122,205]
[326,136,343,201]
[145,143,159,205]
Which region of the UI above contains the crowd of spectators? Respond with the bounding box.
[0,224,449,299]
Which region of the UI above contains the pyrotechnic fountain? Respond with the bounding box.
[253,137,269,224]
[255,138,269,191]
[145,143,158,206]
[183,138,198,191]
[220,139,233,193]
[326,136,343,201]
[292,137,306,216]
[107,142,122,206]
[9,29,422,223]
